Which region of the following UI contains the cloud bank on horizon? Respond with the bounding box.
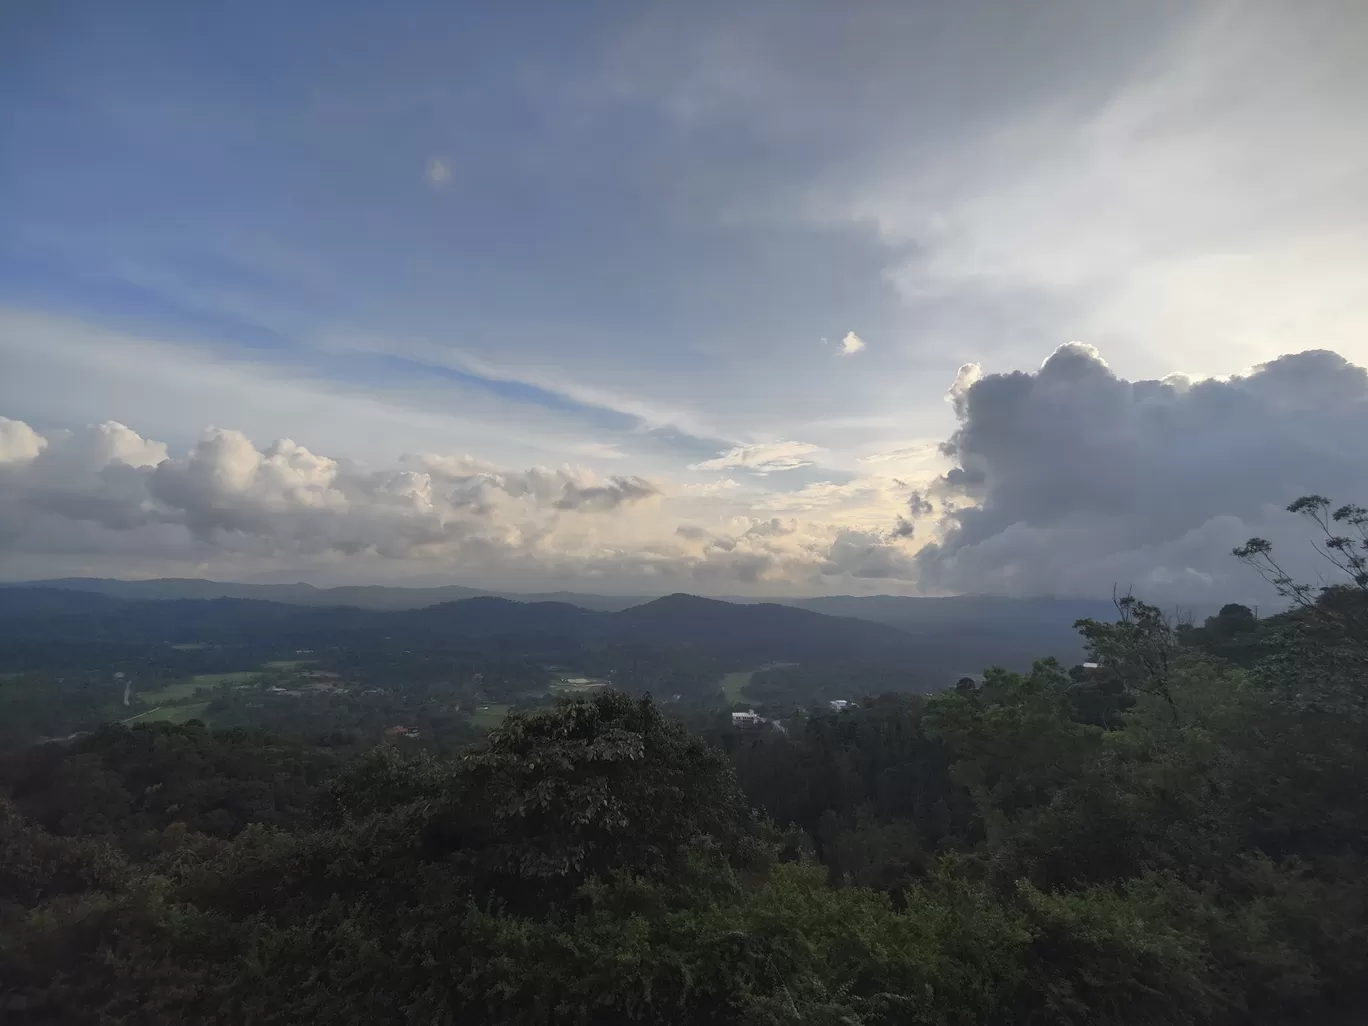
[4,343,1367,602]
[2,0,1366,603]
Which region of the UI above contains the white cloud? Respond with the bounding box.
[0,417,47,463]
[0,416,661,565]
[564,442,629,460]
[317,331,722,441]
[425,156,451,187]
[678,477,742,496]
[838,330,866,355]
[0,411,936,595]
[688,440,821,473]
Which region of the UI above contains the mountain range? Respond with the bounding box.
[0,578,1129,673]
[0,588,917,665]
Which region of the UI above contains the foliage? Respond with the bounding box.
[4,496,1368,1023]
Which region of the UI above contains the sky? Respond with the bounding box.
[2,0,1367,602]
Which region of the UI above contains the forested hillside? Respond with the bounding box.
[0,590,920,664]
[2,497,1367,1024]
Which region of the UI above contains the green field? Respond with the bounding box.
[192,671,260,686]
[169,642,213,651]
[124,702,210,725]
[720,671,754,704]
[262,659,314,670]
[549,678,607,694]
[469,704,511,729]
[134,671,258,705]
[136,679,204,703]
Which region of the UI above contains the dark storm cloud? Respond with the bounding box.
[916,344,1368,601]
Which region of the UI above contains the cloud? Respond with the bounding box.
[916,343,1368,601]
[0,412,925,595]
[889,517,915,539]
[0,417,661,566]
[319,332,725,444]
[0,408,964,598]
[822,529,916,579]
[0,417,47,463]
[824,3,1368,376]
[425,156,451,187]
[751,480,871,512]
[838,330,866,355]
[678,477,741,496]
[857,443,939,465]
[552,475,659,512]
[564,442,629,460]
[688,440,822,473]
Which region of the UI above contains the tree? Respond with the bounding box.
[1074,592,1181,720]
[1235,495,1368,641]
[422,692,759,904]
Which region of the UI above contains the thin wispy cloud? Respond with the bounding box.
[688,441,822,474]
[857,444,939,465]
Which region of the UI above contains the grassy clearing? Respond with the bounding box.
[469,704,511,729]
[720,671,754,704]
[123,702,210,726]
[192,671,260,687]
[135,671,259,705]
[160,702,211,724]
[169,642,213,651]
[548,678,608,694]
[262,659,314,671]
[136,679,208,703]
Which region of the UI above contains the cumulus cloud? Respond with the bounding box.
[0,417,47,463]
[688,440,821,473]
[0,413,927,594]
[15,342,1360,604]
[838,330,866,355]
[889,517,916,539]
[916,344,1368,602]
[0,418,660,566]
[822,529,916,579]
[552,476,658,511]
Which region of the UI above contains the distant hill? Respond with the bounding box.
[778,594,1124,670]
[613,594,915,661]
[0,579,1137,675]
[5,577,648,612]
[0,588,921,667]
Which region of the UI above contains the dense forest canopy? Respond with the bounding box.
[2,496,1367,1024]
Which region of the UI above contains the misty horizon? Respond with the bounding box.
[5,0,1367,606]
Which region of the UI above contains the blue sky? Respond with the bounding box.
[2,0,1367,598]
